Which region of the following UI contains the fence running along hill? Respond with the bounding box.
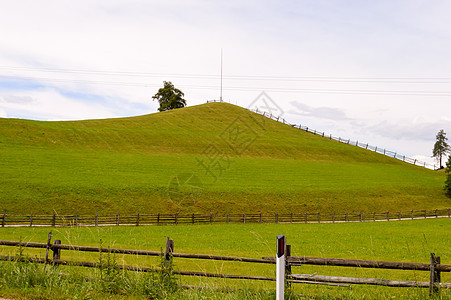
[1,208,450,227]
[249,108,438,170]
[206,100,438,170]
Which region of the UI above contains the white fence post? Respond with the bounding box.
[276,235,286,300]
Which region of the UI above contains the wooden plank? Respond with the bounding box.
[265,256,451,272]
[290,274,451,288]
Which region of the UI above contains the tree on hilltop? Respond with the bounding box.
[432,129,450,169]
[152,81,186,112]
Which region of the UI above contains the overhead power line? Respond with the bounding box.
[1,74,451,97]
[1,65,451,83]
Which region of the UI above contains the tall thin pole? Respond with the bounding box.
[220,48,223,101]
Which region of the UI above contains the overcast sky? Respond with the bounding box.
[1,0,450,164]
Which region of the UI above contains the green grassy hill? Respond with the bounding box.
[0,102,449,214]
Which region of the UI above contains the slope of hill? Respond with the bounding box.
[0,102,449,214]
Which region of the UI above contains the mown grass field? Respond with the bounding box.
[0,219,450,299]
[0,102,449,215]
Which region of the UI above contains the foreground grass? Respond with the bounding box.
[1,219,450,299]
[1,103,450,214]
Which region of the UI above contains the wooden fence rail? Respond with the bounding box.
[1,208,449,227]
[0,233,450,295]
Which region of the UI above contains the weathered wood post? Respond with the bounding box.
[29,214,33,227]
[75,213,78,226]
[373,212,376,221]
[398,211,402,220]
[276,235,286,300]
[95,212,98,227]
[243,214,246,224]
[359,212,362,222]
[286,244,292,289]
[116,213,119,226]
[332,212,335,223]
[387,212,390,221]
[260,213,263,224]
[52,240,61,260]
[157,213,160,225]
[429,253,441,296]
[304,213,307,223]
[163,237,175,273]
[210,213,213,224]
[345,213,348,222]
[192,213,195,224]
[411,210,414,220]
[44,231,52,268]
[435,209,438,218]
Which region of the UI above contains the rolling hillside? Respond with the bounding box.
[0,102,449,214]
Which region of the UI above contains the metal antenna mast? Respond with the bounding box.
[220,48,223,101]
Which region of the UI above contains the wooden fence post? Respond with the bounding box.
[304,213,307,223]
[398,211,401,220]
[157,213,160,225]
[52,213,56,227]
[411,210,414,220]
[387,212,390,221]
[52,240,61,260]
[430,253,441,296]
[290,213,293,223]
[116,213,119,226]
[192,213,195,224]
[318,213,321,223]
[210,214,213,224]
[1,212,5,227]
[75,214,78,226]
[448,208,450,218]
[29,214,33,227]
[44,231,52,268]
[164,237,175,269]
[275,213,278,224]
[95,212,98,227]
[332,212,335,223]
[435,209,438,218]
[260,213,263,224]
[359,212,362,222]
[345,213,348,222]
[285,244,292,289]
[175,213,178,225]
[227,213,229,224]
[424,210,427,219]
[373,212,376,221]
[243,214,246,224]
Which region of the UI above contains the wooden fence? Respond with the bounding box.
[0,233,450,296]
[1,208,449,227]
[249,108,438,170]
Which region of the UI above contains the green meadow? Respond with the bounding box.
[0,102,449,215]
[0,219,450,299]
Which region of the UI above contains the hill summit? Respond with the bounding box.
[0,102,449,214]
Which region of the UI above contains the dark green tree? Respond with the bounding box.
[432,129,450,169]
[152,81,186,112]
[445,155,451,197]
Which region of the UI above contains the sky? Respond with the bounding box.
[1,0,451,165]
